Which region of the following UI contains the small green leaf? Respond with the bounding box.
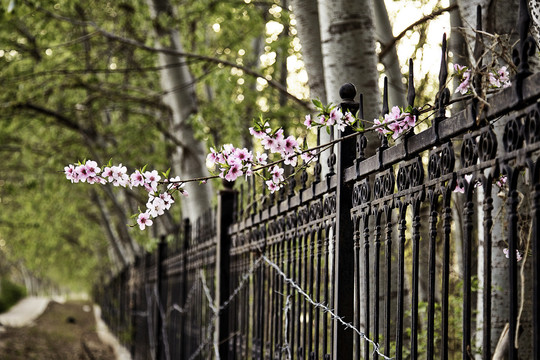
[141,164,148,173]
[312,98,323,109]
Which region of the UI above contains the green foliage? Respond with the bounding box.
[0,0,306,289]
[0,278,26,313]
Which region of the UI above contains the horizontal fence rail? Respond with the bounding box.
[96,2,540,359]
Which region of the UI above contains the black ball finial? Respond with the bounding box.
[339,83,357,102]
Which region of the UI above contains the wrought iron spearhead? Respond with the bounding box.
[380,77,389,149]
[436,33,450,120]
[512,0,536,83]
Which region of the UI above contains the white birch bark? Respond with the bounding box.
[146,0,213,224]
[290,0,332,175]
[290,0,327,103]
[318,0,381,156]
[456,0,490,65]
[373,0,406,108]
[91,189,130,267]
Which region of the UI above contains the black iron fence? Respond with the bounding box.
[96,3,540,360]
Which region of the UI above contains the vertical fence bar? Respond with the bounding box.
[506,167,519,360]
[270,238,277,358]
[308,228,315,358]
[216,182,237,360]
[427,191,439,360]
[396,202,407,360]
[373,211,381,360]
[410,199,421,359]
[181,220,190,358]
[314,227,323,358]
[302,230,309,359]
[155,237,167,360]
[384,204,393,357]
[482,178,494,360]
[441,184,453,360]
[289,229,297,358]
[363,211,371,360]
[332,83,357,359]
[532,163,540,360]
[462,183,474,360]
[353,215,361,360]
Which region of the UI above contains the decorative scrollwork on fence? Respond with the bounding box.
[524,105,540,144]
[268,219,278,237]
[352,179,370,207]
[428,142,455,180]
[503,117,523,152]
[502,103,540,153]
[298,206,309,226]
[461,134,478,168]
[309,199,323,221]
[373,169,395,199]
[397,157,424,192]
[323,193,336,216]
[478,127,498,162]
[286,211,297,230]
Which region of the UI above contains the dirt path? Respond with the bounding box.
[0,300,116,360]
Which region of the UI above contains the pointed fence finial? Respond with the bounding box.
[436,33,450,120]
[407,58,416,108]
[379,77,389,149]
[406,59,418,137]
[472,5,484,123]
[473,5,483,64]
[512,0,536,99]
[314,128,322,183]
[356,93,367,161]
[382,77,389,116]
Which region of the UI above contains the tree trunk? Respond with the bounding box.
[146,0,213,224]
[318,0,381,156]
[456,0,490,65]
[373,0,406,108]
[91,189,129,268]
[456,0,535,356]
[289,0,333,177]
[289,0,327,103]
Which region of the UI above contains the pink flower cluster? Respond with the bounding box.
[65,160,187,230]
[453,174,507,193]
[454,64,511,95]
[496,174,507,188]
[252,121,301,165]
[207,119,307,193]
[454,64,471,95]
[64,160,107,185]
[207,144,266,182]
[503,248,523,262]
[374,106,416,140]
[304,107,356,133]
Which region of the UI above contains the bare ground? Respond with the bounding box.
[0,300,116,360]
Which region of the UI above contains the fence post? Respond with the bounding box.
[129,258,137,357]
[155,236,167,360]
[215,181,237,360]
[332,83,358,358]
